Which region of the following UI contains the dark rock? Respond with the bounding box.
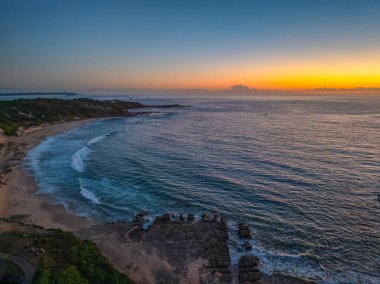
[162,213,171,220]
[8,214,31,222]
[136,211,148,217]
[263,273,317,284]
[242,241,253,251]
[187,213,195,222]
[239,255,261,283]
[134,216,144,223]
[2,168,12,174]
[133,212,146,223]
[238,223,252,238]
[155,213,171,223]
[239,255,259,268]
[202,213,215,222]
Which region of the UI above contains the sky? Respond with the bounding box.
[0,0,380,91]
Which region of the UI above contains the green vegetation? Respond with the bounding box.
[0,98,143,135]
[32,230,133,284]
[0,229,133,284]
[0,122,18,135]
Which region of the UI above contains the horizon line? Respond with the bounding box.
[1,86,380,94]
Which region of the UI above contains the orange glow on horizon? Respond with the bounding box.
[87,55,380,91]
[34,53,380,91]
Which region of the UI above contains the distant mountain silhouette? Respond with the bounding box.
[225,85,257,94]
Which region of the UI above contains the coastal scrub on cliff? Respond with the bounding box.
[0,98,143,135]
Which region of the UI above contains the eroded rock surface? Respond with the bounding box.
[238,255,261,283]
[78,213,232,283]
[77,214,315,284]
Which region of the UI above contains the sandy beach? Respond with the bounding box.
[0,119,99,231]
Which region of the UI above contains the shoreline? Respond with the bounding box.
[0,117,319,283]
[0,119,101,231]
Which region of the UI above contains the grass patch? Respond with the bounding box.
[0,122,18,136]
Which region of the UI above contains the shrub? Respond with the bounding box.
[32,231,133,284]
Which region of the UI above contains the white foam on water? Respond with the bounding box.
[255,249,325,280]
[71,146,90,172]
[72,133,111,172]
[27,136,57,171]
[226,219,326,282]
[87,134,108,146]
[80,185,100,204]
[226,222,380,283]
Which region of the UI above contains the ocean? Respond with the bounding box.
[26,95,380,283]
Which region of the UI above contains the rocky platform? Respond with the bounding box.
[78,213,233,283]
[78,214,315,284]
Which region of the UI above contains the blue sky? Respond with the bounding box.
[1,0,379,91]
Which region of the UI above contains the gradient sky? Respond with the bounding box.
[1,0,379,91]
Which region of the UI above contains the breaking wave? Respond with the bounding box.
[87,134,108,146]
[80,186,100,204]
[71,146,90,172]
[71,134,110,172]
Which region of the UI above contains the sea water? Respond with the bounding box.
[27,95,380,283]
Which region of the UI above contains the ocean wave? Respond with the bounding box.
[226,219,325,282]
[87,134,108,146]
[71,134,111,172]
[27,136,57,171]
[255,249,325,281]
[228,242,325,282]
[226,222,379,284]
[141,112,174,119]
[71,146,90,172]
[80,185,100,204]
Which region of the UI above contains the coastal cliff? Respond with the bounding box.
[0,98,144,135]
